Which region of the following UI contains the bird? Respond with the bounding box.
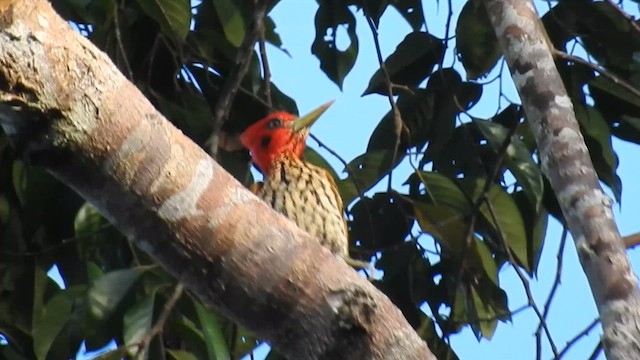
[240,101,374,278]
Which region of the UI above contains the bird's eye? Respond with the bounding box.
[266,118,283,129]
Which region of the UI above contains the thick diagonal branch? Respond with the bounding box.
[0,1,433,359]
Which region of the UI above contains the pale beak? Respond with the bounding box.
[290,100,335,133]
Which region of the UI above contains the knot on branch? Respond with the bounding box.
[327,286,377,331]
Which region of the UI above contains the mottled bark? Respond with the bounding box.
[0,1,434,359]
[483,1,640,359]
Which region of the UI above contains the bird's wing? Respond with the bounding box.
[317,168,349,233]
[249,181,263,195]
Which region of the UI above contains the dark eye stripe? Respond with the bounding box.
[261,136,271,148]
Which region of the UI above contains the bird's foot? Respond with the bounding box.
[344,257,376,281]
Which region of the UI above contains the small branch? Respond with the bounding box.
[536,227,568,360]
[207,1,271,159]
[623,232,640,249]
[554,49,640,99]
[112,1,133,80]
[587,341,603,360]
[485,201,558,357]
[604,0,640,37]
[258,21,272,108]
[136,282,185,359]
[556,318,600,359]
[0,224,112,258]
[363,10,404,191]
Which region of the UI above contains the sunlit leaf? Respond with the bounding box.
[213,0,245,47]
[474,239,498,285]
[468,286,498,340]
[408,171,472,254]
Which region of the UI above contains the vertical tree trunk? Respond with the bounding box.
[483,1,640,359]
[0,1,434,358]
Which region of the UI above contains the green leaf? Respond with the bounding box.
[93,348,129,360]
[136,0,191,40]
[468,286,498,340]
[416,316,459,360]
[349,193,414,257]
[456,0,502,79]
[123,293,156,352]
[460,179,529,272]
[474,239,498,285]
[74,202,105,238]
[390,0,425,31]
[422,68,482,162]
[264,16,288,54]
[364,32,443,95]
[311,1,358,89]
[575,105,622,203]
[194,301,230,360]
[88,267,149,320]
[408,171,472,254]
[513,191,548,275]
[33,287,85,360]
[0,194,8,223]
[212,0,245,47]
[362,0,388,28]
[338,150,400,206]
[303,147,340,181]
[473,119,543,210]
[168,350,199,360]
[11,160,26,205]
[590,76,640,109]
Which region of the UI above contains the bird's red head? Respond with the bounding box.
[240,111,304,174]
[240,101,334,174]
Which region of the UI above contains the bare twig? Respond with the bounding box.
[623,232,640,249]
[536,227,568,360]
[136,282,185,359]
[604,0,640,37]
[207,0,271,159]
[485,201,558,357]
[363,10,405,191]
[587,341,603,360]
[0,223,112,257]
[554,49,640,99]
[556,318,600,359]
[112,1,134,80]
[258,23,272,108]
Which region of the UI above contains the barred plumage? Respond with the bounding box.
[258,154,348,256]
[240,102,373,276]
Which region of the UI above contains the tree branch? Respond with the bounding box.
[0,2,434,359]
